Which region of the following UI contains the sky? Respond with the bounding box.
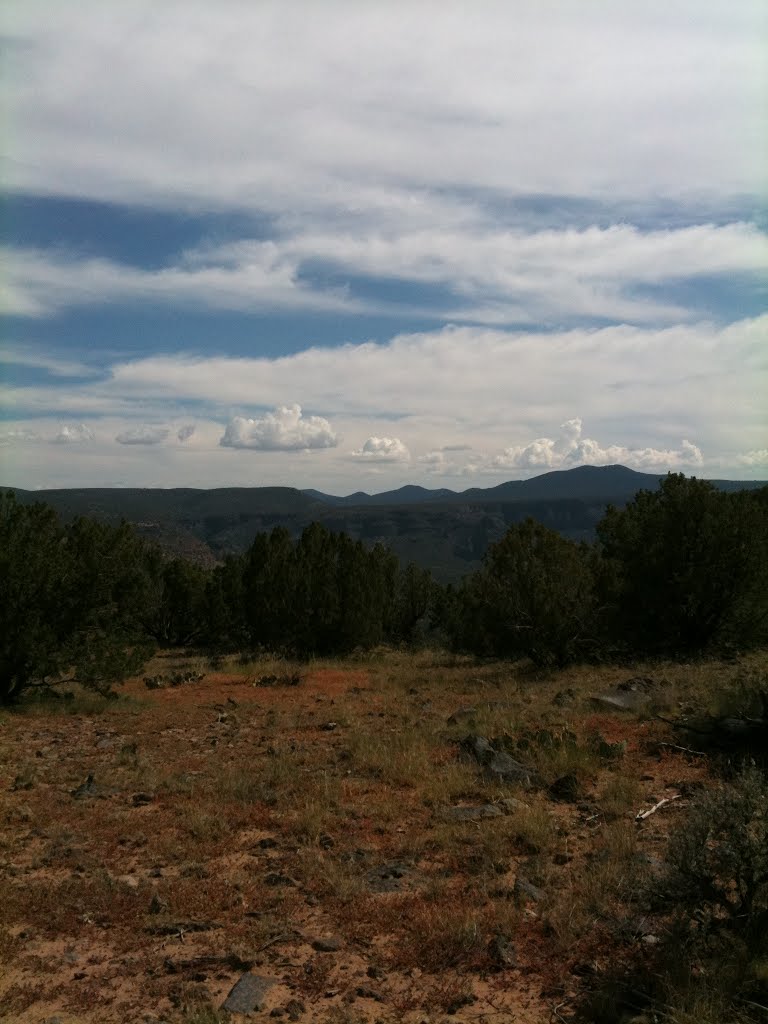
[1,0,766,493]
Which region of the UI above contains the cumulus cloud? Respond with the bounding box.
[0,428,40,446]
[220,404,338,451]
[177,424,195,442]
[52,422,94,444]
[492,420,704,473]
[115,425,170,445]
[735,450,768,467]
[351,437,410,461]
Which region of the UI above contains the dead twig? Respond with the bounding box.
[254,930,301,953]
[635,794,681,821]
[657,741,707,757]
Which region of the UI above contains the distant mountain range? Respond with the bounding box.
[6,465,765,582]
[304,464,762,506]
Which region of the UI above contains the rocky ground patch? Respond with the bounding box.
[1,650,763,1023]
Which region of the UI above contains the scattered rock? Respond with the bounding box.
[148,894,168,915]
[514,876,544,903]
[498,796,529,814]
[132,792,155,807]
[355,986,384,1002]
[145,670,205,690]
[366,861,411,893]
[591,676,663,713]
[548,773,582,802]
[312,936,342,952]
[447,706,477,726]
[552,688,577,707]
[70,774,96,800]
[447,701,513,726]
[618,676,658,693]
[284,999,306,1021]
[145,919,223,935]
[442,804,503,822]
[488,934,516,968]
[367,965,386,980]
[264,872,295,887]
[255,673,301,688]
[460,734,541,788]
[590,692,647,712]
[591,735,628,760]
[222,973,276,1014]
[257,837,279,850]
[321,722,338,731]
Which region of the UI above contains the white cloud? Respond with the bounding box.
[734,450,768,468]
[418,448,484,476]
[352,436,410,461]
[0,315,765,487]
[0,244,361,319]
[4,220,766,325]
[220,404,338,451]
[177,424,195,442]
[0,428,40,446]
[492,419,704,472]
[97,316,766,453]
[3,2,763,213]
[0,345,101,378]
[52,422,94,444]
[115,425,170,445]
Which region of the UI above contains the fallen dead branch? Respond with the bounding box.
[635,794,681,821]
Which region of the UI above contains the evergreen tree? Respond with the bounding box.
[0,493,154,703]
[446,518,597,667]
[597,475,768,655]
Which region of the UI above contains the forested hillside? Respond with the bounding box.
[3,474,767,704]
[6,465,765,582]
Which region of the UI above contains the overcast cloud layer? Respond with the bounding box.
[1,1,766,491]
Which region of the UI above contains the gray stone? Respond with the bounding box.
[366,861,411,892]
[489,934,516,968]
[355,986,384,1002]
[70,774,97,799]
[514,876,544,903]
[498,797,529,814]
[590,692,646,712]
[222,973,276,1014]
[447,706,478,726]
[148,894,168,915]
[460,735,540,787]
[447,701,513,726]
[264,872,294,887]
[591,676,663,713]
[552,688,577,707]
[548,773,582,802]
[442,804,503,822]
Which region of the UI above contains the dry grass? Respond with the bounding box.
[2,648,767,1023]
